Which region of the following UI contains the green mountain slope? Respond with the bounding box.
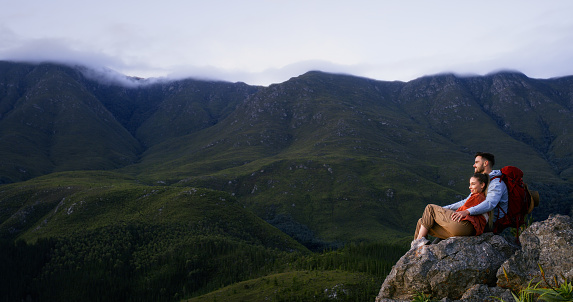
[0,171,304,248]
[0,62,142,183]
[84,77,259,147]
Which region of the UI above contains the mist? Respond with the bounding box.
[2,1,573,86]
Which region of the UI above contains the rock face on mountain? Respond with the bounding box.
[375,214,573,301]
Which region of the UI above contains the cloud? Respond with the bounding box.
[0,26,119,67]
[164,60,370,86]
[7,43,115,68]
[2,0,573,87]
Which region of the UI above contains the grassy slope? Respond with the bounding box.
[185,270,380,302]
[0,171,305,252]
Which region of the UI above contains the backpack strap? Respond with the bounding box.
[491,174,503,220]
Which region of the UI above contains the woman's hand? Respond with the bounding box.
[451,210,470,222]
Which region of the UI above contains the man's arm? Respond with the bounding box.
[467,179,506,215]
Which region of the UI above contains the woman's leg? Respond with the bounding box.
[414,219,429,240]
[417,204,475,239]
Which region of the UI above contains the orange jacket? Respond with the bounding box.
[458,193,487,235]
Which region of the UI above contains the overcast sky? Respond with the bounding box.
[1,0,573,86]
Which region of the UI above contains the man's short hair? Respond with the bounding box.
[475,152,495,167]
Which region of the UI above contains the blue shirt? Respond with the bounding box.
[443,170,509,221]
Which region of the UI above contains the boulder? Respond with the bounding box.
[458,284,513,302]
[497,214,573,289]
[376,232,518,301]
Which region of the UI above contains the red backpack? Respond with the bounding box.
[491,166,536,240]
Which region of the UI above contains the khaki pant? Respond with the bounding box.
[414,204,476,240]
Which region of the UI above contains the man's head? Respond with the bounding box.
[474,152,495,173]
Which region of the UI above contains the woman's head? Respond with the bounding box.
[469,173,489,194]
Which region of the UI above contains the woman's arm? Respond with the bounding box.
[442,194,470,211]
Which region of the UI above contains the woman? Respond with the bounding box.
[411,173,490,249]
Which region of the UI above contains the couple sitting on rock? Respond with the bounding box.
[411,152,508,250]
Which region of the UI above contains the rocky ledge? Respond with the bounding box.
[375,214,573,302]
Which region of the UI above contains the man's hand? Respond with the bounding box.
[451,210,470,222]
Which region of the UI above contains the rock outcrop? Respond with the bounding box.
[375,233,517,301]
[375,214,573,301]
[497,214,573,289]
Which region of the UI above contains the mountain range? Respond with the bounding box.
[1,61,572,245]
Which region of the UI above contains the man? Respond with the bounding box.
[411,152,509,249]
[446,152,509,224]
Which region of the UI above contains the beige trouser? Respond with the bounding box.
[414,204,476,240]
